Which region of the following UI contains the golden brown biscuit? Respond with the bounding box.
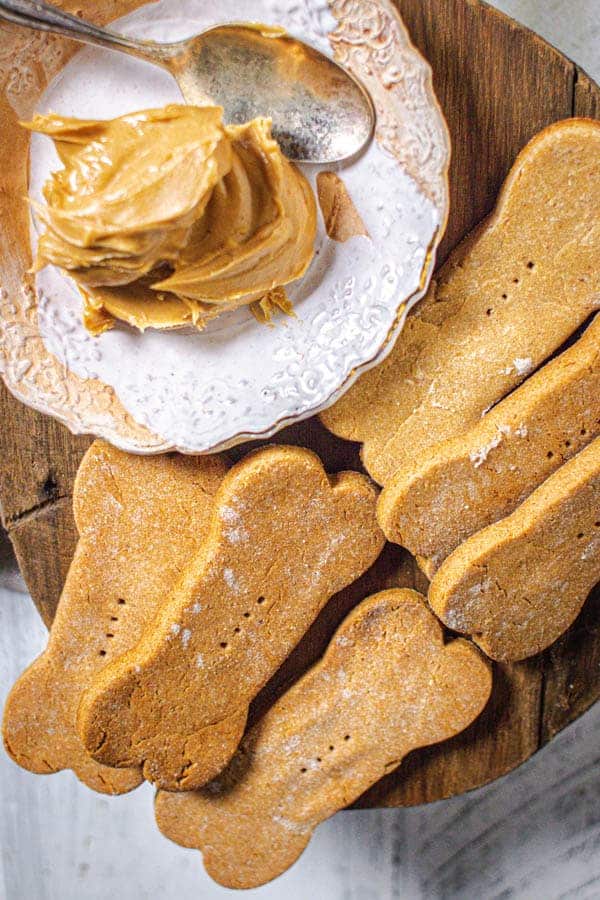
[2,441,227,794]
[379,314,600,572]
[155,588,491,889]
[321,118,600,485]
[77,446,384,791]
[429,438,600,661]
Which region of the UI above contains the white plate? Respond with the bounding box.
[0,0,450,454]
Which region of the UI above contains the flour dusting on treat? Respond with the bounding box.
[469,432,504,468]
[429,438,600,661]
[155,589,491,890]
[77,445,384,792]
[2,441,227,795]
[379,314,600,571]
[321,118,600,485]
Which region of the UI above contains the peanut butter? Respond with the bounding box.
[26,104,316,334]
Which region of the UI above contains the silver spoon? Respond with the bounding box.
[0,0,375,163]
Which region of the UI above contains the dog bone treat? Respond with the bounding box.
[379,314,600,573]
[2,441,227,794]
[77,446,384,791]
[320,118,600,485]
[155,589,491,889]
[429,438,600,661]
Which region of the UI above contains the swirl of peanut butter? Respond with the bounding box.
[26,104,316,334]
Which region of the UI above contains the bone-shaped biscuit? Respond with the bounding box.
[77,445,384,791]
[429,437,600,661]
[155,588,491,889]
[321,118,600,485]
[379,314,600,574]
[2,441,227,794]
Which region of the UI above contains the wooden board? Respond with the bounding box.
[1,0,598,807]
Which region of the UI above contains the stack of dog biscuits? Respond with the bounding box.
[5,441,388,789]
[325,118,600,662]
[322,119,600,484]
[2,439,491,887]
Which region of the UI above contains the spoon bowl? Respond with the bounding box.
[171,24,375,163]
[0,1,375,163]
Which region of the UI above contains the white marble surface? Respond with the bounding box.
[2,2,599,898]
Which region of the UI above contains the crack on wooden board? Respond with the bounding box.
[5,493,72,531]
[536,657,547,752]
[572,64,581,116]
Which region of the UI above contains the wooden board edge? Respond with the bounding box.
[574,66,600,118]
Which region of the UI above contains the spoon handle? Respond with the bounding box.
[0,0,178,64]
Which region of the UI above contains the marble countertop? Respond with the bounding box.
[2,2,599,898]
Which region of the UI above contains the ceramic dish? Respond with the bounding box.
[0,0,450,454]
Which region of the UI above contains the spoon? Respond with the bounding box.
[0,0,375,163]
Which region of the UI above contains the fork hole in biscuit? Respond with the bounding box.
[234,627,241,634]
[300,767,307,773]
[595,522,600,528]
[547,451,554,459]
[527,261,535,270]
[220,641,228,649]
[257,596,265,605]
[106,633,114,639]
[501,293,508,299]
[565,440,572,448]
[513,278,520,284]
[110,616,118,622]
[243,612,251,618]
[118,598,126,605]
[344,734,351,741]
[486,308,493,316]
[329,745,335,751]
[99,650,107,657]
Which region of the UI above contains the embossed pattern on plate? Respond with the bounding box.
[0,0,450,454]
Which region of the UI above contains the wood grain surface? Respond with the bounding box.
[0,0,598,807]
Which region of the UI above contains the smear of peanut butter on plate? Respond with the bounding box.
[317,171,368,243]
